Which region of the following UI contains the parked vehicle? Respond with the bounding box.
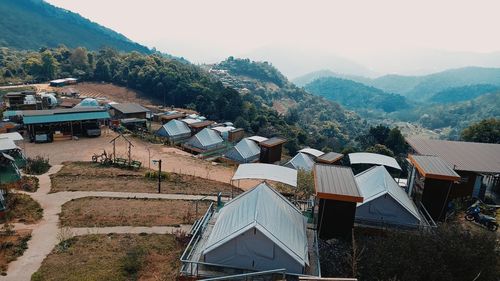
[465,202,498,231]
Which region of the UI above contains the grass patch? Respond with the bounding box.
[2,193,43,224]
[0,230,32,276]
[51,161,240,196]
[32,234,182,281]
[60,197,210,227]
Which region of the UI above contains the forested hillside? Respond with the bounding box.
[0,0,150,53]
[304,77,409,113]
[429,84,500,103]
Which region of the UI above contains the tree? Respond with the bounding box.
[461,118,500,143]
[94,59,111,81]
[70,47,89,71]
[385,127,408,154]
[40,51,58,80]
[297,169,314,199]
[366,144,394,157]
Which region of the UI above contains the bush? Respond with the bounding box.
[24,156,51,175]
[121,246,146,277]
[144,171,170,181]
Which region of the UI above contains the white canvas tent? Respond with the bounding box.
[202,183,309,274]
[355,166,422,227]
[232,163,297,187]
[185,128,224,151]
[224,138,260,163]
[349,152,402,170]
[156,120,191,141]
[285,152,315,171]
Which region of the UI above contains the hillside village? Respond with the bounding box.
[0,78,499,281]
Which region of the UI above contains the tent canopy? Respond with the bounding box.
[232,163,297,187]
[186,128,223,149]
[0,139,19,151]
[298,147,324,158]
[349,152,402,170]
[225,138,260,163]
[0,132,23,141]
[355,165,421,221]
[157,119,191,137]
[203,182,309,267]
[285,152,315,171]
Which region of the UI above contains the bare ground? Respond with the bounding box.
[50,162,241,196]
[60,197,211,227]
[0,230,31,276]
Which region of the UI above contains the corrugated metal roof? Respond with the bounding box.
[109,103,150,114]
[409,154,460,181]
[187,128,223,149]
[203,183,309,266]
[348,152,402,170]
[23,111,110,125]
[158,120,191,137]
[355,166,421,221]
[406,138,500,174]
[285,152,315,171]
[316,152,344,164]
[260,137,286,147]
[22,107,104,116]
[299,148,324,158]
[232,163,297,187]
[314,164,363,202]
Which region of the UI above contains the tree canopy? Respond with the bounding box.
[461,118,500,144]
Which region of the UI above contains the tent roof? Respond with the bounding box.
[286,152,315,171]
[233,138,260,160]
[212,126,236,133]
[0,139,18,151]
[409,154,460,181]
[1,152,15,162]
[355,166,421,221]
[161,120,191,136]
[232,163,297,187]
[0,132,23,141]
[299,148,324,158]
[191,128,223,148]
[203,183,309,266]
[406,137,500,174]
[348,152,402,170]
[247,136,268,143]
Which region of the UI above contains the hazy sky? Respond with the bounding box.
[46,0,500,77]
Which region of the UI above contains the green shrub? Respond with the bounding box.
[121,246,146,278]
[144,171,170,181]
[24,156,51,175]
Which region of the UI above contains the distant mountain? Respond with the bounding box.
[0,0,150,53]
[304,77,409,113]
[429,84,500,104]
[292,69,371,87]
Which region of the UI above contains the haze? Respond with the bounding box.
[46,0,500,78]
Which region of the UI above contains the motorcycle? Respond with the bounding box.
[465,202,498,231]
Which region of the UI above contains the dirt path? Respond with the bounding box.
[0,165,221,281]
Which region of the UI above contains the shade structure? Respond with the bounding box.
[232,163,297,187]
[156,120,191,140]
[224,138,260,163]
[185,128,224,151]
[348,152,402,170]
[355,166,422,227]
[298,147,324,158]
[0,139,18,151]
[23,111,110,125]
[202,183,309,274]
[285,152,315,171]
[0,132,23,141]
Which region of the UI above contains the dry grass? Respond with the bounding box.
[0,229,31,276]
[60,197,211,227]
[51,162,240,196]
[2,193,43,224]
[31,233,182,281]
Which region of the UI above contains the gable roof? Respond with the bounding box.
[348,152,402,170]
[203,183,309,266]
[109,103,150,114]
[159,120,191,137]
[285,152,315,171]
[299,147,324,158]
[314,164,363,203]
[188,128,223,148]
[355,166,421,221]
[408,154,460,181]
[229,138,260,160]
[406,138,500,174]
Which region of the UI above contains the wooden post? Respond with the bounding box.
[70,121,73,139]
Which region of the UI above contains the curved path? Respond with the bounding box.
[1,165,214,281]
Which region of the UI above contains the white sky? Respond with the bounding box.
[46,0,500,76]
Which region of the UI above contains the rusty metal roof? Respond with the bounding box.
[313,164,363,203]
[409,154,460,181]
[260,137,286,148]
[316,152,344,164]
[406,138,500,174]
